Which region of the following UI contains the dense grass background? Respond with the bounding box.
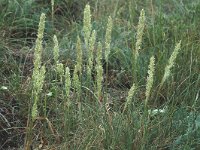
[0,0,200,149]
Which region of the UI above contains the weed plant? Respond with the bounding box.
[0,0,200,149]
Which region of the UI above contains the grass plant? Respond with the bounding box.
[0,1,200,149]
[24,13,46,150]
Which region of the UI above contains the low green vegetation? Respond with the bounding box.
[0,0,200,149]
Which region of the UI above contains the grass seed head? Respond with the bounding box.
[145,56,155,105]
[53,35,59,64]
[135,9,145,62]
[161,41,181,87]
[105,16,113,62]
[83,4,92,48]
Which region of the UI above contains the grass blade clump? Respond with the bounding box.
[160,41,181,88]
[145,56,155,107]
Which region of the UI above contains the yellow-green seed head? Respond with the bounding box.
[51,0,54,12]
[76,36,82,74]
[135,9,145,62]
[33,13,46,70]
[161,41,181,87]
[31,102,38,121]
[31,66,46,120]
[33,66,46,94]
[53,35,59,64]
[123,83,136,112]
[96,42,102,65]
[56,63,64,79]
[145,56,155,105]
[88,30,96,68]
[105,16,113,62]
[96,42,103,101]
[73,65,81,92]
[31,13,46,122]
[83,4,92,47]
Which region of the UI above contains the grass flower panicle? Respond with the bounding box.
[123,83,136,112]
[31,66,46,120]
[53,35,59,64]
[83,4,92,48]
[87,30,96,82]
[56,63,64,80]
[145,56,155,106]
[135,9,145,63]
[160,41,181,87]
[31,13,46,120]
[33,13,46,71]
[76,36,82,74]
[95,42,103,102]
[105,16,113,62]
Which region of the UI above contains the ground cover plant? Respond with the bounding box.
[0,0,200,149]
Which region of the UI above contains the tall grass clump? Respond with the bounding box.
[24,13,46,150]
